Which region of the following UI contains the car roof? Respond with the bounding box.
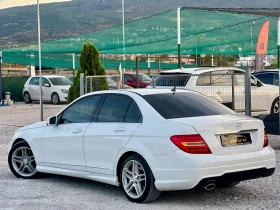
[252,69,279,74]
[84,88,193,97]
[31,75,67,78]
[159,67,244,75]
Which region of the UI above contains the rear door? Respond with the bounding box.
[29,77,40,100]
[83,94,142,175]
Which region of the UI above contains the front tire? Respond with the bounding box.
[23,92,32,104]
[8,141,41,179]
[120,155,161,203]
[51,93,60,105]
[271,98,279,114]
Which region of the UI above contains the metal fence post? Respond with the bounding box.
[153,76,156,88]
[0,52,2,102]
[80,73,84,96]
[90,77,93,93]
[245,68,251,116]
[136,57,139,88]
[231,71,235,111]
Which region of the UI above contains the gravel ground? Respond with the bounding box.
[0,103,280,210]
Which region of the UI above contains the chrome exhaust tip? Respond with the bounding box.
[203,180,217,191]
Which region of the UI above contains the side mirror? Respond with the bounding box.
[257,81,263,87]
[46,116,57,126]
[43,83,50,87]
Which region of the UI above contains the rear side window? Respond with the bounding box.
[197,71,232,86]
[97,95,131,122]
[124,102,142,123]
[143,92,235,119]
[153,74,190,87]
[29,77,39,86]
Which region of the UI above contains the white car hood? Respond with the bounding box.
[18,121,47,132]
[57,85,71,90]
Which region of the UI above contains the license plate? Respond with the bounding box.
[220,133,252,147]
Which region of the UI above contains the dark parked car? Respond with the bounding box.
[68,77,132,90]
[111,73,152,88]
[252,70,279,86]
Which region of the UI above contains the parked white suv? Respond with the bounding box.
[23,76,72,105]
[148,67,279,114]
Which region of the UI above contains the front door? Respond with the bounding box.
[83,94,142,175]
[41,95,102,171]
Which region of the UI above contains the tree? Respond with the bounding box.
[67,41,109,103]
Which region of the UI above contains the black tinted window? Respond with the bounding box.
[60,96,101,124]
[254,73,273,84]
[143,92,235,119]
[29,77,39,86]
[153,74,190,87]
[97,95,131,122]
[273,73,279,86]
[124,102,142,123]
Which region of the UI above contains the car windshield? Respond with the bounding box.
[143,92,235,119]
[107,78,117,85]
[49,77,73,86]
[138,74,152,82]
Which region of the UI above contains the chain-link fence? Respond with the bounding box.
[150,70,279,146]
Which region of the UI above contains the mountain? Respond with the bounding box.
[0,0,279,49]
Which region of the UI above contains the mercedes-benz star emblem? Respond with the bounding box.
[236,123,242,130]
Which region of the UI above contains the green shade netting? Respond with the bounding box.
[2,8,278,69]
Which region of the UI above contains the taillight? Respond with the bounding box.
[263,128,268,148]
[170,134,212,154]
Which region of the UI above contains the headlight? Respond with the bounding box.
[61,89,68,94]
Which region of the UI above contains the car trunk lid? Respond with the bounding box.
[169,114,265,155]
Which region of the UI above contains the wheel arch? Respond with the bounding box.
[12,138,28,147]
[116,151,145,183]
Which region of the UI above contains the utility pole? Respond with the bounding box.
[177,7,181,68]
[37,0,43,121]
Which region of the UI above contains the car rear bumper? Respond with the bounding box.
[144,146,276,191]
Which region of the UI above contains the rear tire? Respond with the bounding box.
[8,141,41,179]
[271,98,279,114]
[23,92,32,104]
[120,155,161,203]
[51,93,60,105]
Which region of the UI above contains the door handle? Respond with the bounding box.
[216,91,222,94]
[114,127,127,132]
[72,128,82,134]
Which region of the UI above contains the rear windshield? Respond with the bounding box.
[143,92,235,119]
[151,74,190,87]
[138,74,152,82]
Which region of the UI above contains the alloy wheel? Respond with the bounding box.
[122,160,146,199]
[11,147,36,177]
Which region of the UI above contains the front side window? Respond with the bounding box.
[253,73,273,84]
[143,92,235,119]
[97,94,141,122]
[42,77,51,86]
[124,75,133,82]
[59,96,102,124]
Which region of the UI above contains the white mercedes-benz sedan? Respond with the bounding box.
[8,89,276,203]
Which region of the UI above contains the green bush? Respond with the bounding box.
[67,41,109,103]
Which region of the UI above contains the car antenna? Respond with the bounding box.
[171,86,176,94]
